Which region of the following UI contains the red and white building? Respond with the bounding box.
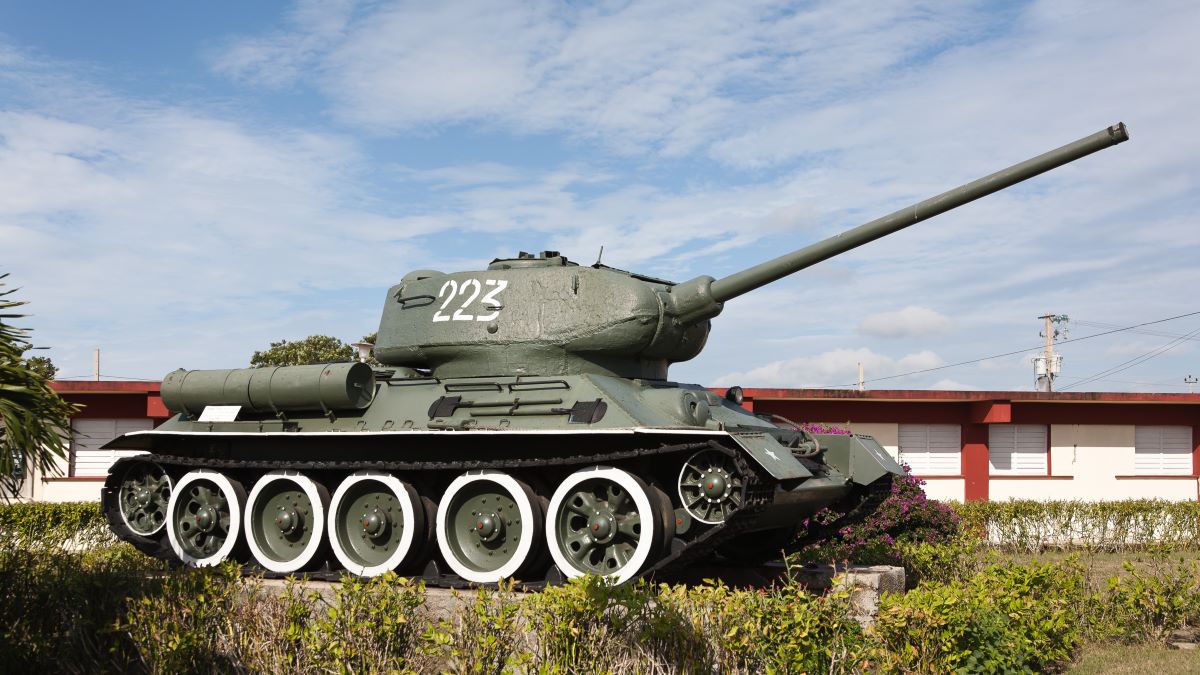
[18,382,1200,503]
[16,381,170,502]
[742,388,1200,503]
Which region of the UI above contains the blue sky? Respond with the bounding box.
[2,0,1198,392]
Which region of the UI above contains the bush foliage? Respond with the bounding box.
[3,499,1199,672]
[0,500,115,549]
[953,498,1200,552]
[790,469,962,567]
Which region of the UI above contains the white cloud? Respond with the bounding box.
[858,305,952,339]
[931,378,979,391]
[208,0,357,88]
[209,0,988,153]
[713,348,943,388]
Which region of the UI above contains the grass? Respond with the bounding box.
[1069,642,1199,674]
[1001,548,1200,587]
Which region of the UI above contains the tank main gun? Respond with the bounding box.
[374,123,1128,380]
[665,123,1130,325]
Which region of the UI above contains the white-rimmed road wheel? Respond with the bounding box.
[244,471,329,573]
[329,471,425,577]
[546,466,668,584]
[436,470,543,583]
[167,470,246,567]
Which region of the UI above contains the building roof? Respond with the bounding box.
[739,388,1200,405]
[50,381,161,394]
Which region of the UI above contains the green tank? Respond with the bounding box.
[102,123,1129,583]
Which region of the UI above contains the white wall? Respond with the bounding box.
[921,478,965,502]
[846,422,898,458]
[19,442,104,503]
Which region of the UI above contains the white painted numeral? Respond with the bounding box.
[452,279,482,321]
[476,280,508,322]
[432,279,458,322]
[431,278,507,323]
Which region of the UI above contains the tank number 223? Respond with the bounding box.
[432,279,508,322]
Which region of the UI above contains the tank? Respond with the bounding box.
[101,123,1129,584]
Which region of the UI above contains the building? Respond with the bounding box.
[17,382,1200,503]
[740,388,1200,502]
[15,381,169,502]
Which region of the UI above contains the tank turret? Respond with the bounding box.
[375,123,1129,380]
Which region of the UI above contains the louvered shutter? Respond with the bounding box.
[988,425,1048,475]
[71,419,152,477]
[1134,426,1192,475]
[898,424,961,475]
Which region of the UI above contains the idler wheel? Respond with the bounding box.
[436,470,543,583]
[546,466,667,584]
[116,460,172,536]
[245,471,329,573]
[677,449,747,524]
[167,470,246,567]
[328,471,425,577]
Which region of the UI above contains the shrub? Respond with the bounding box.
[420,581,527,673]
[662,579,866,674]
[0,500,114,550]
[895,533,989,587]
[1089,557,1200,643]
[0,543,162,672]
[952,499,1200,552]
[790,469,961,567]
[302,572,425,672]
[522,575,663,672]
[870,559,1086,673]
[121,563,246,674]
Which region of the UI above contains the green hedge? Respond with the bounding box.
[0,500,114,549]
[952,499,1200,552]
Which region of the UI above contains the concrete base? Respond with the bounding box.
[788,563,906,625]
[259,563,906,625]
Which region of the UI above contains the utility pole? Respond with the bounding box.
[1034,314,1067,392]
[1186,375,1197,394]
[857,362,865,391]
[93,348,100,381]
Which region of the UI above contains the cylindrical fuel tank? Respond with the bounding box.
[161,363,375,414]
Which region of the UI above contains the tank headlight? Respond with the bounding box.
[725,386,744,405]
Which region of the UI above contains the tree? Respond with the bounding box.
[250,335,355,367]
[0,274,80,495]
[24,355,57,380]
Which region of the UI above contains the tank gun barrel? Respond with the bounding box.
[667,123,1128,324]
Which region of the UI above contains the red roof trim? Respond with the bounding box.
[737,388,1200,404]
[50,381,161,394]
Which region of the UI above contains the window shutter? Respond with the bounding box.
[898,424,961,475]
[989,425,1048,475]
[71,419,152,477]
[1135,426,1192,475]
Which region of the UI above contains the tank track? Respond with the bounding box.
[103,439,801,589]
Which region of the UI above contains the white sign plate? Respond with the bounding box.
[198,405,242,422]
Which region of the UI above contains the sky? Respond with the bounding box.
[1,0,1198,392]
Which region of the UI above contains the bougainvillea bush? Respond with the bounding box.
[789,465,962,569]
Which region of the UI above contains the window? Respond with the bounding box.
[989,424,1048,475]
[898,424,961,475]
[1134,426,1192,475]
[70,419,152,477]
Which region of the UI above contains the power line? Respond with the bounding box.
[1058,326,1200,391]
[815,309,1200,388]
[1070,319,1200,342]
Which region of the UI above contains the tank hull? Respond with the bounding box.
[102,370,900,583]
